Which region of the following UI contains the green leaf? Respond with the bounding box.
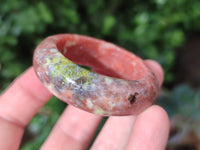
[102,15,116,35]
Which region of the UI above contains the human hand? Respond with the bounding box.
[0,60,169,150]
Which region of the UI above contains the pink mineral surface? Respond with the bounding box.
[33,34,159,116]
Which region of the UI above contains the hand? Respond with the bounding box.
[0,60,169,150]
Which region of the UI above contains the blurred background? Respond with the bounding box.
[0,0,200,149]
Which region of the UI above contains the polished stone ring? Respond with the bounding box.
[33,34,159,116]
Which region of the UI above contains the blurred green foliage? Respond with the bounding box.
[21,97,66,150]
[1,0,200,89]
[0,0,200,149]
[157,84,200,118]
[157,84,200,148]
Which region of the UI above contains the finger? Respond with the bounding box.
[41,60,163,150]
[90,60,165,150]
[41,105,102,150]
[144,60,164,88]
[126,105,170,150]
[0,67,52,150]
[90,116,135,150]
[0,117,24,150]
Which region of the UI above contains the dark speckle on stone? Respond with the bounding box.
[128,92,139,104]
[75,76,87,85]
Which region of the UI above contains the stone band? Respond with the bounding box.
[33,34,159,116]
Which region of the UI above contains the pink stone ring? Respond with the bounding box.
[33,34,159,116]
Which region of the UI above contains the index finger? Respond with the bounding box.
[0,67,52,127]
[0,67,52,150]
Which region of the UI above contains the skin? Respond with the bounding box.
[0,60,169,150]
